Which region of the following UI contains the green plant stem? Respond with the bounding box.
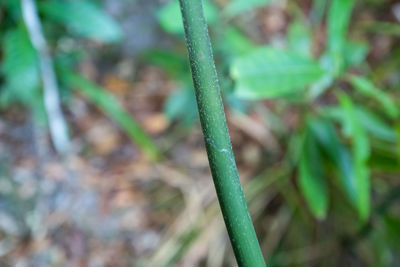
[178,0,265,266]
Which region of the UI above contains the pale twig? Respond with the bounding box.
[21,0,69,154]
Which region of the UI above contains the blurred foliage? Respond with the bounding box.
[153,0,400,265]
[0,0,159,159]
[155,0,399,219]
[39,1,123,42]
[0,0,400,266]
[61,71,160,160]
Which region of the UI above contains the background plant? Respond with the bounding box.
[0,0,399,266]
[1,0,159,159]
[152,0,400,265]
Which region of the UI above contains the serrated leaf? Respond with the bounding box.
[349,75,398,118]
[1,28,40,105]
[327,0,355,74]
[157,0,217,35]
[61,71,160,160]
[39,1,122,43]
[338,93,371,220]
[231,47,324,99]
[299,126,328,219]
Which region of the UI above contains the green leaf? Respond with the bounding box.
[349,75,398,118]
[1,0,22,20]
[39,1,123,43]
[143,49,189,80]
[338,93,371,220]
[299,125,328,219]
[327,0,355,74]
[61,71,161,160]
[288,20,312,58]
[364,22,400,36]
[324,106,396,142]
[225,93,249,113]
[231,47,324,99]
[396,125,400,162]
[356,107,396,142]
[164,87,198,125]
[323,102,373,219]
[343,41,369,68]
[384,215,400,245]
[327,0,355,52]
[369,149,400,172]
[309,53,335,98]
[308,118,356,205]
[217,27,255,57]
[223,0,273,18]
[157,0,218,35]
[1,28,40,106]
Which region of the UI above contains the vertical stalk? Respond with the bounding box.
[178,0,265,266]
[22,0,70,154]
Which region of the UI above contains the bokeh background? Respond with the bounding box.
[1,0,400,266]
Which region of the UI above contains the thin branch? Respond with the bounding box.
[178,0,265,266]
[21,0,70,154]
